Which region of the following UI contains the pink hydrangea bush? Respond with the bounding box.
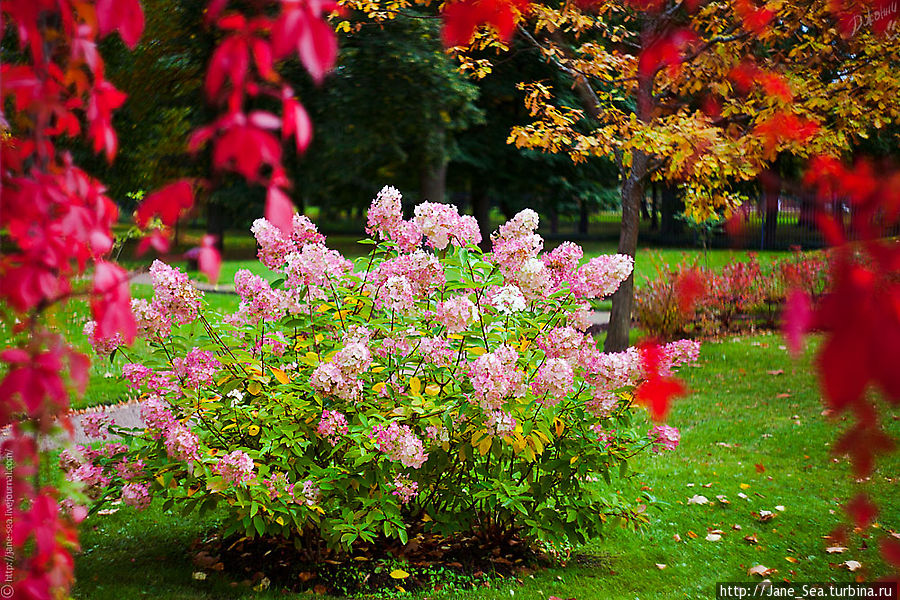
[81,187,698,549]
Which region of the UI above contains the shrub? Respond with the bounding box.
[69,188,698,552]
[634,255,707,341]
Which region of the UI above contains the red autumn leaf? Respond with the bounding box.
[91,261,136,344]
[834,423,895,477]
[732,0,775,34]
[782,288,811,356]
[137,230,172,255]
[272,0,338,83]
[197,235,222,284]
[638,28,698,77]
[441,0,529,47]
[634,341,687,420]
[137,180,194,228]
[674,268,706,314]
[757,72,793,103]
[265,185,294,236]
[880,537,900,567]
[282,92,313,153]
[845,494,878,529]
[205,35,249,101]
[96,0,145,49]
[212,120,282,181]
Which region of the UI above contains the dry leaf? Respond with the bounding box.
[767,370,784,376]
[740,483,750,490]
[702,483,714,488]
[192,572,207,581]
[744,534,759,544]
[738,492,749,500]
[733,524,743,531]
[706,533,722,542]
[656,563,667,570]
[716,495,730,504]
[688,495,709,505]
[785,557,799,563]
[826,547,848,554]
[843,560,862,572]
[673,533,683,542]
[748,564,776,577]
[687,531,699,539]
[776,393,792,399]
[775,505,785,512]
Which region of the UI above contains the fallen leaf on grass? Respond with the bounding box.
[776,393,792,399]
[673,534,683,542]
[732,524,742,531]
[390,569,410,579]
[738,492,749,500]
[755,464,766,473]
[716,495,730,505]
[702,483,714,488]
[843,560,862,572]
[744,534,759,544]
[826,547,848,554]
[754,510,775,522]
[785,557,799,563]
[767,370,784,376]
[775,505,785,512]
[748,565,776,577]
[656,563,667,570]
[688,495,709,505]
[740,483,750,490]
[706,533,722,542]
[687,531,699,539]
[192,572,207,581]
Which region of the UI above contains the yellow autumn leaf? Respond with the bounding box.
[466,346,486,356]
[447,334,463,340]
[372,382,386,394]
[409,376,422,396]
[248,425,260,436]
[270,367,290,385]
[424,384,440,396]
[247,381,262,396]
[389,569,409,580]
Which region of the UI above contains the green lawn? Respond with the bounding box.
[70,332,900,599]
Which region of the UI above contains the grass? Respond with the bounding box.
[69,332,900,599]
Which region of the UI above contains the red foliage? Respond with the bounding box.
[441,0,530,46]
[635,341,687,420]
[638,28,698,77]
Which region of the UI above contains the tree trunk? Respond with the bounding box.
[471,180,492,252]
[578,198,589,235]
[605,149,647,352]
[420,159,447,204]
[760,170,780,250]
[206,199,225,254]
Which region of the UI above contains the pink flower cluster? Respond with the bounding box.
[649,425,680,453]
[140,395,177,437]
[317,410,349,445]
[366,186,423,252]
[543,242,583,291]
[121,483,151,510]
[537,327,585,362]
[371,422,428,469]
[172,347,221,389]
[310,362,362,400]
[213,450,255,485]
[379,275,416,312]
[436,295,478,334]
[373,250,445,298]
[164,422,201,462]
[83,320,124,356]
[491,209,543,277]
[572,255,634,299]
[468,344,525,410]
[122,363,152,389]
[413,202,481,250]
[390,473,419,504]
[229,269,289,325]
[418,336,454,367]
[82,412,114,439]
[485,410,517,436]
[485,285,527,315]
[531,358,574,406]
[586,390,619,418]
[149,260,203,325]
[251,215,325,270]
[658,340,701,375]
[285,243,352,292]
[131,298,169,339]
